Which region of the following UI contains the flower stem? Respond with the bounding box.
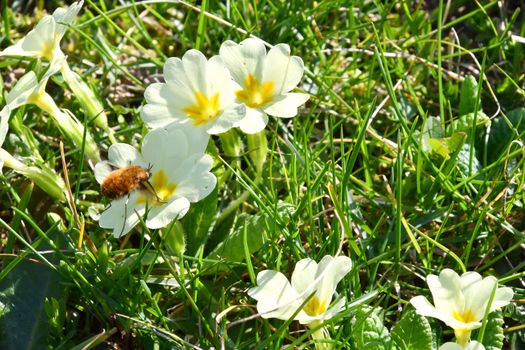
[309,324,332,350]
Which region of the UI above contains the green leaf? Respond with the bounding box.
[455,142,481,177]
[352,306,396,350]
[204,212,266,273]
[473,311,505,350]
[426,132,467,159]
[459,75,480,116]
[181,185,218,256]
[391,308,433,350]
[486,108,525,164]
[0,259,62,349]
[446,111,490,134]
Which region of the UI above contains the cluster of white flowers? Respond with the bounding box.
[97,37,309,237]
[0,3,516,350]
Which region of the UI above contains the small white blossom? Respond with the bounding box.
[141,50,245,134]
[248,255,352,326]
[219,38,310,134]
[95,123,215,238]
[0,1,83,64]
[410,269,513,346]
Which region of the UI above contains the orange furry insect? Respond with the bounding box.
[101,165,151,199]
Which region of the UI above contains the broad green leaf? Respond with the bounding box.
[473,311,505,350]
[455,142,481,177]
[391,308,433,350]
[352,306,396,350]
[420,116,444,154]
[204,212,266,273]
[486,108,525,163]
[459,75,479,116]
[446,111,490,134]
[426,132,467,159]
[0,259,62,350]
[182,185,218,256]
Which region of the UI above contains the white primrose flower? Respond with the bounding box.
[248,255,352,326]
[410,269,514,346]
[0,62,100,163]
[219,38,310,134]
[0,1,83,63]
[0,1,111,136]
[439,341,486,350]
[141,50,246,135]
[94,123,215,238]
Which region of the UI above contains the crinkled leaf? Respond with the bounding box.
[459,75,479,116]
[352,306,396,350]
[391,308,433,350]
[473,311,505,350]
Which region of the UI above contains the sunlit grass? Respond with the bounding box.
[0,0,524,349]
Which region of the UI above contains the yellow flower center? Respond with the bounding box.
[452,309,476,323]
[303,296,327,317]
[235,74,274,108]
[136,169,177,206]
[40,35,59,60]
[182,91,221,126]
[452,309,476,347]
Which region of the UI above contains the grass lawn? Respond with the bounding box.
[0,0,524,349]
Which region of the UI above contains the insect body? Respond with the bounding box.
[101,165,151,199]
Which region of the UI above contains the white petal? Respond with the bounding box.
[99,192,145,238]
[428,269,464,317]
[207,55,234,96]
[248,270,301,320]
[0,42,31,57]
[314,255,352,305]
[465,341,486,350]
[460,271,483,289]
[6,71,38,108]
[142,127,189,171]
[207,104,246,135]
[146,197,190,229]
[94,161,113,184]
[163,122,210,156]
[263,92,310,119]
[181,49,208,94]
[0,106,11,148]
[144,82,168,105]
[20,16,56,56]
[263,44,305,94]
[141,104,177,129]
[219,38,266,85]
[163,57,184,82]
[291,258,318,294]
[174,155,216,202]
[438,343,463,350]
[52,0,83,38]
[107,143,146,168]
[490,286,514,312]
[235,107,268,134]
[464,276,497,321]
